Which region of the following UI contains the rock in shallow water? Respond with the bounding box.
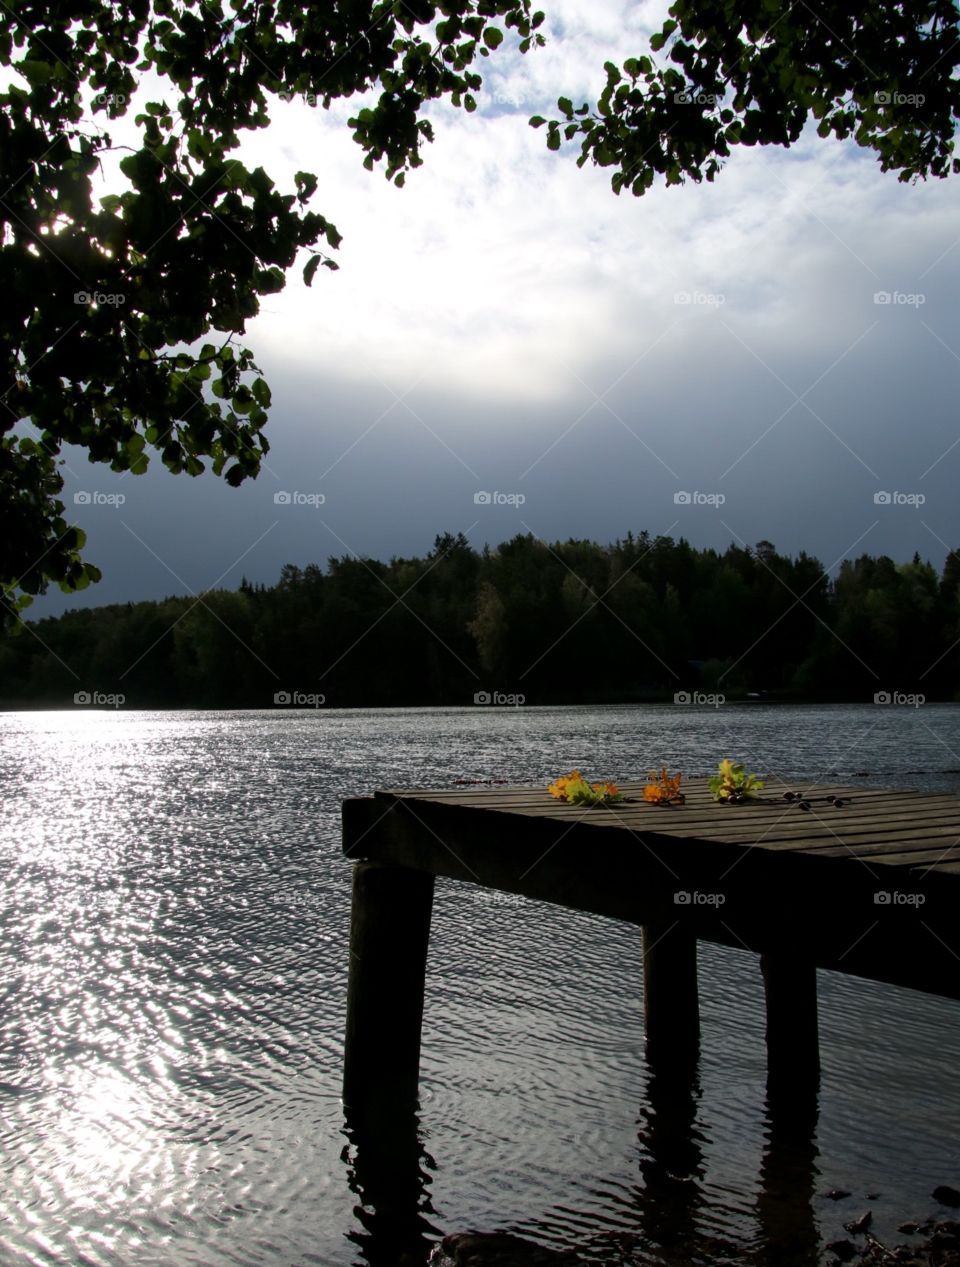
[844,1211,873,1235]
[428,1232,585,1266]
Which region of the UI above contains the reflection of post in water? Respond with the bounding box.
[751,953,821,1267]
[635,1058,706,1257]
[342,1101,440,1267]
[755,1064,820,1267]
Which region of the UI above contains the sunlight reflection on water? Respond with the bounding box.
[0,704,958,1265]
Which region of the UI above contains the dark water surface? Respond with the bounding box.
[1,704,959,1266]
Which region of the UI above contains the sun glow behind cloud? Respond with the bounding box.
[236,22,960,416]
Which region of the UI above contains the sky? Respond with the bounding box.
[31,0,960,618]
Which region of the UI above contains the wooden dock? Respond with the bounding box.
[341,779,960,1115]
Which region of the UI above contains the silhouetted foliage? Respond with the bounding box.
[0,1,544,620]
[2,532,956,708]
[538,1,960,196]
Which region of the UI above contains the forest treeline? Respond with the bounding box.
[2,531,958,708]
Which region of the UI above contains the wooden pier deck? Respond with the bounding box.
[341,778,960,1114]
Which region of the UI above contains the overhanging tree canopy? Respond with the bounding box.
[2,1,958,625]
[0,0,544,622]
[536,0,960,194]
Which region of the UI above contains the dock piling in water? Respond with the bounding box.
[642,922,700,1069]
[761,952,820,1092]
[343,860,435,1115]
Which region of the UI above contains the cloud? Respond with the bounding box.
[243,58,960,411]
[23,0,960,619]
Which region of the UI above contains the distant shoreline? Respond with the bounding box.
[2,695,959,713]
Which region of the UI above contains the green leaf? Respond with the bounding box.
[294,170,318,202]
[303,254,323,286]
[17,59,54,85]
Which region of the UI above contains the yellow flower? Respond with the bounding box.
[548,768,583,799]
[547,770,623,805]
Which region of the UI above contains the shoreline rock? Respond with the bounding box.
[429,1217,960,1267]
[827,1218,960,1266]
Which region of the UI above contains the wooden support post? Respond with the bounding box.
[642,923,700,1070]
[761,953,820,1095]
[343,861,435,1115]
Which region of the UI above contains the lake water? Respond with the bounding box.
[1,703,959,1267]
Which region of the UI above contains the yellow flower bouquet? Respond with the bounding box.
[547,769,624,806]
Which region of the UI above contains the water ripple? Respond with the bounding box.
[1,705,959,1265]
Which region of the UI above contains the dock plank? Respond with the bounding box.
[379,795,960,860]
[347,777,960,1002]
